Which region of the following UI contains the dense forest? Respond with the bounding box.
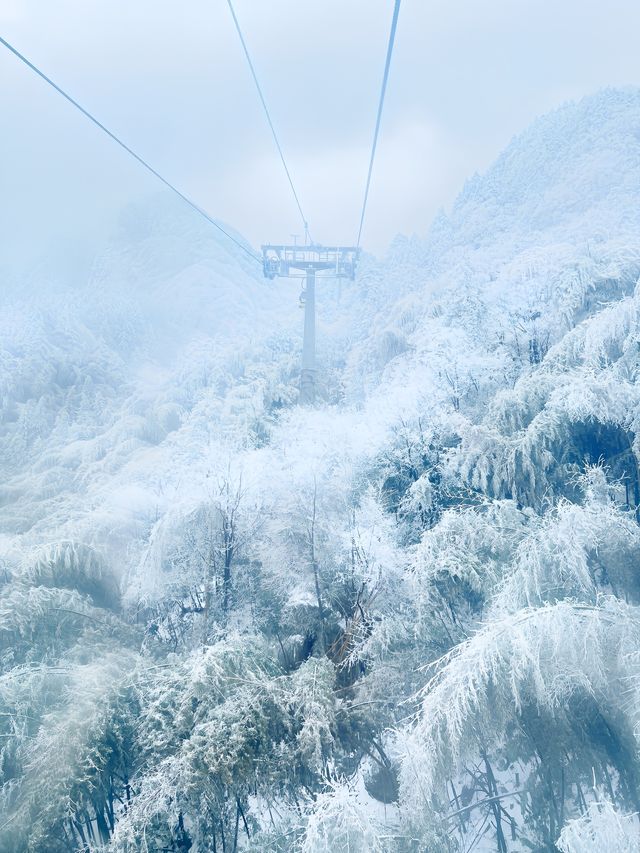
[2,88,640,851]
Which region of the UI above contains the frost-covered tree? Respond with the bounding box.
[556,800,640,853]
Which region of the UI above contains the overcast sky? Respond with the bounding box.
[2,0,640,268]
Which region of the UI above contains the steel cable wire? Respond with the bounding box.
[225,0,312,242]
[356,0,402,250]
[0,34,262,265]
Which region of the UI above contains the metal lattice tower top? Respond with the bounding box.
[261,245,359,281]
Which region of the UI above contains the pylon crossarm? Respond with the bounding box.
[261,244,359,280]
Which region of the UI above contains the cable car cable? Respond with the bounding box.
[356,0,401,250]
[225,0,311,242]
[0,34,262,265]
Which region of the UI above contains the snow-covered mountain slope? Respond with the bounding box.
[2,87,640,852]
[348,87,640,394]
[0,197,293,544]
[0,192,379,551]
[4,87,636,559]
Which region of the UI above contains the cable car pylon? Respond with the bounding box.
[261,244,359,404]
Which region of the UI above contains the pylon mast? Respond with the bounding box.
[300,269,316,404]
[261,244,359,405]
